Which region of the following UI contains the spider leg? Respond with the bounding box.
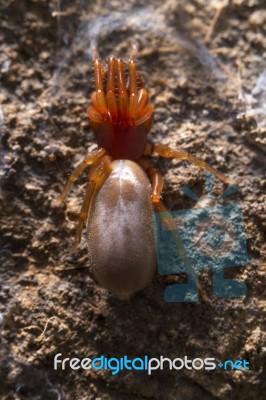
[87,104,102,133]
[137,88,149,115]
[144,143,232,184]
[54,148,106,206]
[139,157,210,303]
[128,43,144,90]
[73,155,112,251]
[138,157,163,204]
[116,59,128,125]
[128,59,138,124]
[94,59,108,119]
[106,57,118,124]
[127,58,154,130]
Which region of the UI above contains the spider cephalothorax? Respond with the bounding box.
[87,58,154,160]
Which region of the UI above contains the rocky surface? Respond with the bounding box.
[0,0,265,399]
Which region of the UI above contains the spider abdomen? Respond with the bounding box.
[87,160,156,298]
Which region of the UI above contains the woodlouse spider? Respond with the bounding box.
[57,53,231,299]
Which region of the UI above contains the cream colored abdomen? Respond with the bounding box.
[87,160,156,298]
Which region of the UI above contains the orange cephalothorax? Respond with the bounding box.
[87,57,154,160]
